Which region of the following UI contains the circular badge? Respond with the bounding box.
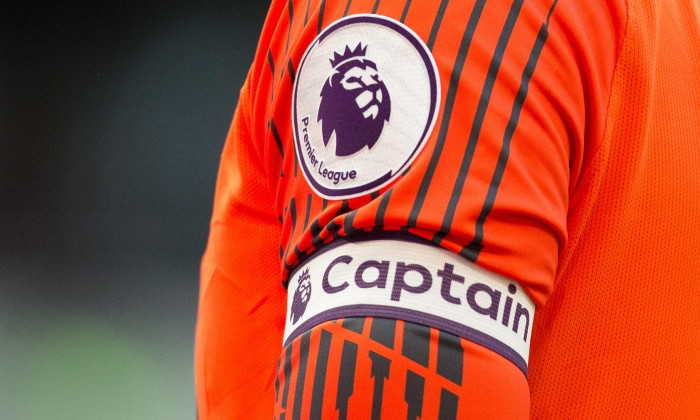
[293,14,440,199]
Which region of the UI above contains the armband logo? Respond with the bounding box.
[290,268,312,324]
[293,14,440,199]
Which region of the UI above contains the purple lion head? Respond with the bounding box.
[317,43,391,157]
[290,269,312,324]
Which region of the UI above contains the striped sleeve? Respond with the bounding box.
[197,0,624,418]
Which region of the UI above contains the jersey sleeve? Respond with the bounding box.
[196,0,626,418]
[416,0,626,305]
[195,80,286,419]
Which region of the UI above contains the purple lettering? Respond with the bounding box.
[513,303,530,341]
[317,161,357,185]
[391,262,432,301]
[437,263,464,305]
[301,116,319,168]
[322,255,352,293]
[502,284,517,327]
[466,283,501,321]
[354,260,389,289]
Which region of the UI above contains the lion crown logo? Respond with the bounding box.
[317,43,391,157]
[290,268,312,324]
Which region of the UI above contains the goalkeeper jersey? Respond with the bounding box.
[196,0,700,418]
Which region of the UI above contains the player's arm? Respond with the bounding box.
[195,80,285,419]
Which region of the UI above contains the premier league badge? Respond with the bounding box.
[293,14,440,199]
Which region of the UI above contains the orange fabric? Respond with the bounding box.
[196,0,700,418]
[195,103,287,418]
[529,0,700,417]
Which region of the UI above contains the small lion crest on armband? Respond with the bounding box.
[290,268,312,324]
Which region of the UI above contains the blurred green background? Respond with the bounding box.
[1,1,269,418]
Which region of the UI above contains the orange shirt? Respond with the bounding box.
[196,0,700,418]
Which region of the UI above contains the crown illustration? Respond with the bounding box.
[329,43,368,68]
[298,268,311,282]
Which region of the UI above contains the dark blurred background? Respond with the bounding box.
[1,1,269,417]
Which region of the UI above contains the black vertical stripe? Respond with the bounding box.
[293,244,303,259]
[343,209,361,235]
[285,0,294,57]
[328,220,342,240]
[267,48,276,76]
[284,197,298,261]
[372,0,381,14]
[317,0,326,35]
[407,0,487,228]
[369,317,396,349]
[404,370,425,420]
[336,340,359,420]
[292,332,311,420]
[343,0,352,16]
[438,389,459,420]
[400,0,412,23]
[275,355,282,403]
[268,50,276,102]
[546,0,559,25]
[270,119,285,157]
[331,199,351,239]
[342,317,366,333]
[427,0,450,51]
[280,343,294,415]
[302,194,312,231]
[293,148,298,177]
[310,329,333,419]
[310,218,323,248]
[401,322,430,367]
[433,0,525,245]
[287,58,298,179]
[310,198,346,247]
[304,0,311,26]
[464,0,558,260]
[287,58,296,85]
[373,187,393,232]
[369,351,391,420]
[436,330,463,385]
